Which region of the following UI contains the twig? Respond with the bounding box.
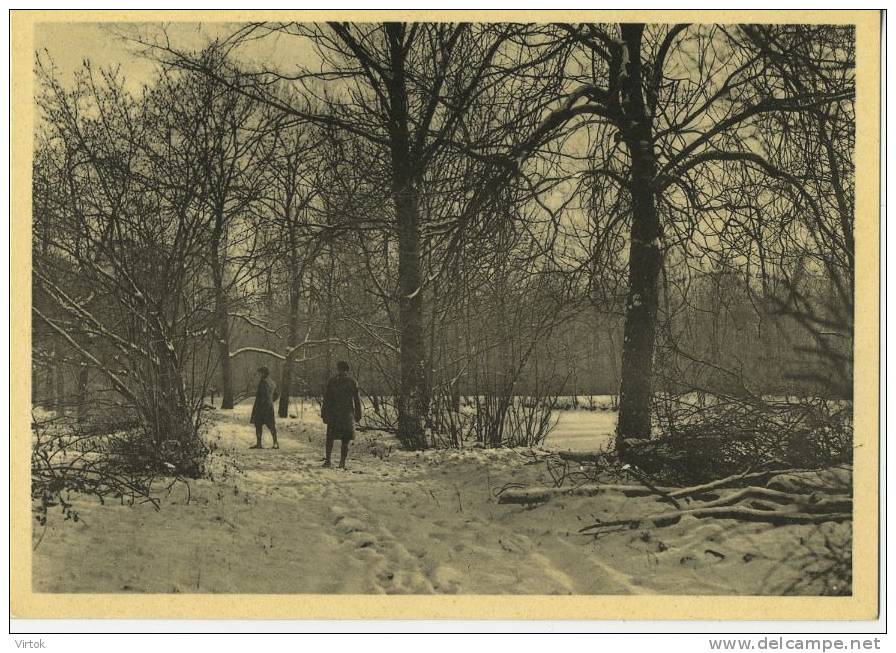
[624,464,683,510]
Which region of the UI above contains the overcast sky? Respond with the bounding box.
[34,21,318,90]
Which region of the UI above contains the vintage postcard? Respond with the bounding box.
[10,9,881,621]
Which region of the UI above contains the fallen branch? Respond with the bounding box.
[497,483,676,504]
[624,464,683,510]
[671,486,852,514]
[580,505,852,531]
[668,468,796,499]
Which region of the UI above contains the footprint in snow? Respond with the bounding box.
[498,534,532,554]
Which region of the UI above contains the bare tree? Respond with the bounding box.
[33,58,219,474]
[127,21,853,456]
[261,117,330,417]
[164,51,281,409]
[491,23,854,453]
[141,22,568,448]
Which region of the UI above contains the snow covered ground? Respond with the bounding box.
[32,403,849,595]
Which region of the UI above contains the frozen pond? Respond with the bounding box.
[544,408,617,452]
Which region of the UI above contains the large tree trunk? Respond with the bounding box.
[394,173,428,448]
[278,359,292,418]
[214,283,234,409]
[387,22,428,449]
[53,343,65,416]
[279,265,301,418]
[152,340,201,476]
[209,218,235,409]
[76,364,89,423]
[43,359,55,410]
[616,24,663,454]
[322,233,335,386]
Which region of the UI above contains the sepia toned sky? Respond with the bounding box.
[30,20,809,258]
[34,21,319,90]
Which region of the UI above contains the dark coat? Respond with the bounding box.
[250,377,279,426]
[321,374,362,440]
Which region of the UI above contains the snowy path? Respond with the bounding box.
[32,405,843,595]
[33,407,636,594]
[206,408,637,595]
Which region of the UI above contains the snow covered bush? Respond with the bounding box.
[643,392,853,484]
[31,412,173,529]
[33,57,220,476]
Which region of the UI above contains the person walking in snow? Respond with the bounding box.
[321,360,362,468]
[250,366,280,449]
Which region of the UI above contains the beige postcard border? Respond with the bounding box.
[10,9,881,621]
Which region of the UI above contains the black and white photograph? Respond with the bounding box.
[12,9,881,622]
